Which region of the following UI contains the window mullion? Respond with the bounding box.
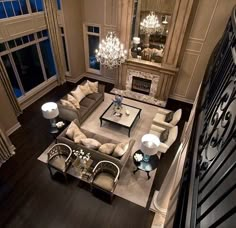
[26,0,32,14]
[5,43,25,96]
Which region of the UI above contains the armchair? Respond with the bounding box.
[152,108,182,129]
[91,160,120,202]
[47,143,72,182]
[149,125,178,158]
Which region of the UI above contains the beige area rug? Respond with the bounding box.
[81,93,163,207]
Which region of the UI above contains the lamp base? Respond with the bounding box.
[143,154,150,162]
[49,118,59,133]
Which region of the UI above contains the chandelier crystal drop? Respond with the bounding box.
[140,11,161,35]
[95,32,127,69]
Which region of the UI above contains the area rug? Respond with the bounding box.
[38,93,165,208]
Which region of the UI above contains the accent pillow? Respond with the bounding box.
[87,80,98,93]
[112,142,129,158]
[60,99,76,109]
[160,129,169,143]
[79,83,93,96]
[66,121,86,143]
[80,138,101,150]
[71,86,85,103]
[99,143,116,155]
[165,112,174,123]
[67,94,80,109]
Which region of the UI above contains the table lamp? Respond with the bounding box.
[41,102,59,133]
[141,134,160,162]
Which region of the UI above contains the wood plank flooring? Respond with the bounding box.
[0,81,191,228]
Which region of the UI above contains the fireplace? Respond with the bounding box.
[131,76,152,95]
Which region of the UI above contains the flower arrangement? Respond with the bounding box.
[113,95,123,109]
[134,153,143,162]
[73,149,91,162]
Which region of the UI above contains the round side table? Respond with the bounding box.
[133,150,159,179]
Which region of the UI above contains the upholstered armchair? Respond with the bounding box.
[91,160,120,202]
[47,143,72,182]
[149,125,178,158]
[152,108,182,129]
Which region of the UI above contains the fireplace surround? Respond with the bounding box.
[131,77,152,95]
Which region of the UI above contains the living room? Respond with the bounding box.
[0,1,235,228]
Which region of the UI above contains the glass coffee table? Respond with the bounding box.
[133,150,159,179]
[100,102,142,137]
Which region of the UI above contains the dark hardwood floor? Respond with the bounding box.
[0,81,191,228]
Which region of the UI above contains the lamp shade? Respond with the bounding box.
[141,134,160,155]
[41,102,59,119]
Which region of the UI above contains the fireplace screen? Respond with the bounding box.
[131,76,152,95]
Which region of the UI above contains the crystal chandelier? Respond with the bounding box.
[140,11,161,35]
[95,32,127,69]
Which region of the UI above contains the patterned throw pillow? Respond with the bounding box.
[80,138,101,150]
[112,142,129,158]
[66,121,87,143]
[160,129,169,143]
[71,86,85,102]
[165,112,174,123]
[60,99,76,109]
[67,94,80,109]
[79,82,93,96]
[87,80,98,93]
[99,143,116,155]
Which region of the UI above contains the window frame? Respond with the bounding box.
[83,23,101,75]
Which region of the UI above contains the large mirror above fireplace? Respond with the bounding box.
[130,0,176,64]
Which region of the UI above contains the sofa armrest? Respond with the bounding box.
[152,119,174,129]
[120,139,135,166]
[150,124,165,133]
[98,83,105,94]
[58,103,81,123]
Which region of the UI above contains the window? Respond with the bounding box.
[84,24,101,74]
[0,30,56,99]
[60,26,70,72]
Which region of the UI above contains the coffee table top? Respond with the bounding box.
[100,102,142,128]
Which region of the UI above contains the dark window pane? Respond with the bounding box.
[15,38,22,46]
[12,44,44,92]
[62,36,69,71]
[42,30,48,37]
[12,1,21,16]
[22,35,29,43]
[2,55,22,98]
[29,34,34,41]
[39,39,56,78]
[60,27,64,34]
[8,40,16,48]
[94,27,99,33]
[19,0,28,14]
[0,43,6,52]
[37,31,42,38]
[30,0,43,12]
[4,2,14,17]
[36,0,43,11]
[0,3,7,19]
[56,0,61,10]
[88,26,93,33]
[88,35,100,70]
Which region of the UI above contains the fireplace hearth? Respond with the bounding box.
[131,76,152,95]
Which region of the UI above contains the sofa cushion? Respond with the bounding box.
[87,80,98,93]
[160,129,169,143]
[93,172,114,191]
[165,112,174,123]
[66,121,87,143]
[80,138,101,150]
[86,92,103,102]
[71,86,85,102]
[79,82,93,96]
[112,142,129,158]
[99,143,116,155]
[80,97,95,108]
[60,99,76,109]
[67,94,80,109]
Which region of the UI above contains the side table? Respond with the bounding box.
[133,150,159,179]
[49,119,70,142]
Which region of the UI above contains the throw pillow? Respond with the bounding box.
[79,82,93,96]
[71,86,85,103]
[160,129,169,143]
[112,142,129,158]
[67,94,80,109]
[66,121,87,143]
[60,99,76,109]
[87,80,98,93]
[80,138,101,150]
[165,112,174,123]
[99,143,116,155]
